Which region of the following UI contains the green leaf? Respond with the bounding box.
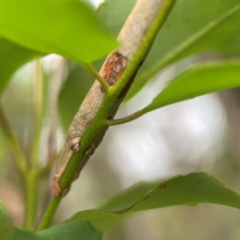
[0,37,41,94]
[97,0,240,100]
[37,220,102,240]
[0,200,13,240]
[0,0,117,65]
[12,228,42,240]
[144,61,240,112]
[68,172,240,231]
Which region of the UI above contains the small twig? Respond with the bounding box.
[106,108,147,126]
[38,196,61,230]
[24,169,39,231]
[84,64,110,94]
[0,104,26,172]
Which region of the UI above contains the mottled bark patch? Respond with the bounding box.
[100,52,128,92]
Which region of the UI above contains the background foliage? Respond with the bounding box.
[0,0,240,239]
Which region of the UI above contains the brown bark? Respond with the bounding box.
[53,0,173,196]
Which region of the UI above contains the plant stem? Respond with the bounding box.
[25,59,45,230]
[84,64,110,94]
[106,108,148,126]
[39,0,175,229]
[0,104,26,172]
[38,196,61,230]
[31,59,44,167]
[24,169,39,231]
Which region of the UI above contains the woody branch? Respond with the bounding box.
[39,0,175,230]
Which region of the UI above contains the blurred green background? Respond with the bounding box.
[1,56,240,240]
[0,0,240,239]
